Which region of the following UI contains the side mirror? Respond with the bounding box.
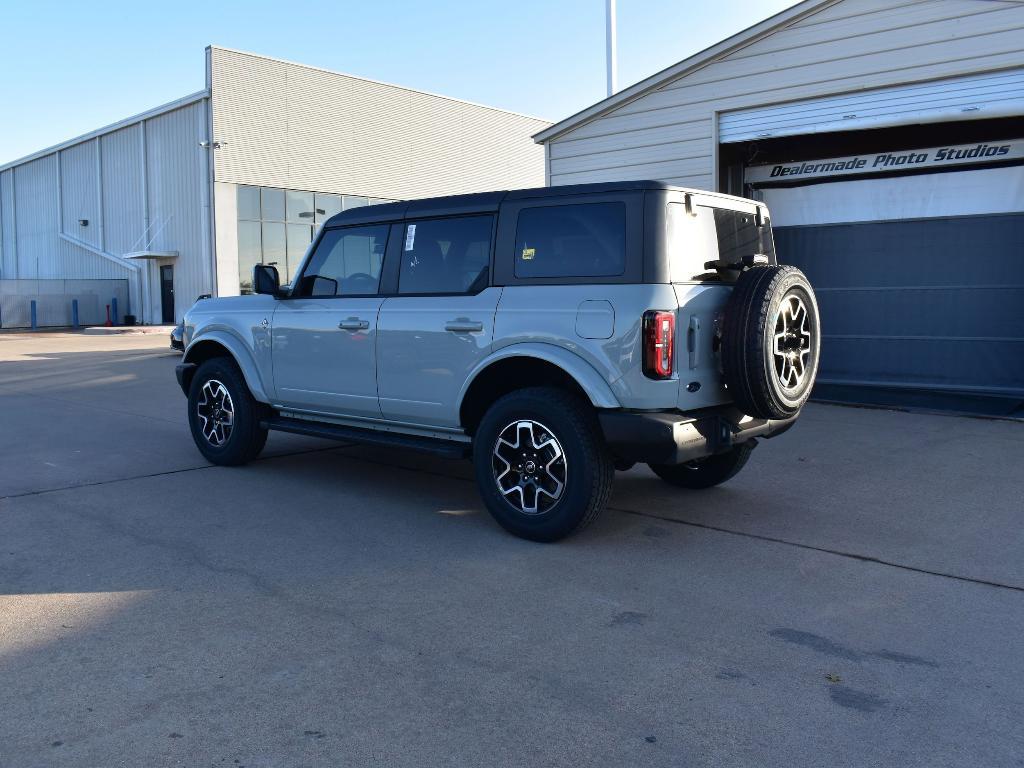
[253,264,280,296]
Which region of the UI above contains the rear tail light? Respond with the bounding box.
[643,310,675,379]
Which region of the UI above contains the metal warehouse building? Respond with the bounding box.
[0,47,550,327]
[536,0,1024,413]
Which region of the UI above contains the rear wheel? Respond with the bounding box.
[648,441,756,490]
[187,357,268,466]
[473,387,613,542]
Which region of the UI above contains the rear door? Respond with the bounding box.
[667,196,774,410]
[376,215,499,427]
[271,224,390,417]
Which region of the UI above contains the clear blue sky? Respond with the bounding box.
[0,0,796,165]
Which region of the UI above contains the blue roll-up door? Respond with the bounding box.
[760,165,1024,413]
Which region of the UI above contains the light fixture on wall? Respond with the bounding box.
[198,140,227,149]
[78,219,89,226]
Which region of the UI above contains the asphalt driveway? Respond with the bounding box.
[1,331,1022,767]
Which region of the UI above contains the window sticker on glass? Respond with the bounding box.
[521,246,535,261]
[404,224,417,251]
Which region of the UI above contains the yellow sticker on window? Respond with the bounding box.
[521,247,535,260]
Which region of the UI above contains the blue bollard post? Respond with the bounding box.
[72,299,79,329]
[111,297,119,326]
[30,300,38,330]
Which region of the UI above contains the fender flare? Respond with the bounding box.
[457,342,621,412]
[182,330,271,403]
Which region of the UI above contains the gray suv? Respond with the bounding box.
[176,181,820,541]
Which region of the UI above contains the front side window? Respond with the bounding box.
[295,225,389,297]
[399,216,492,295]
[514,202,626,279]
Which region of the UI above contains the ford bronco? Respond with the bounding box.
[176,181,820,541]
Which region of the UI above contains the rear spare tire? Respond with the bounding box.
[721,265,820,419]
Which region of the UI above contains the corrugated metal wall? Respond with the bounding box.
[545,0,1024,188]
[209,47,550,199]
[101,125,145,256]
[144,100,210,317]
[0,96,211,323]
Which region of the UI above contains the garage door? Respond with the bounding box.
[756,164,1024,412]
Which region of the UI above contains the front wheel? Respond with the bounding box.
[648,441,756,489]
[473,387,613,542]
[187,357,268,466]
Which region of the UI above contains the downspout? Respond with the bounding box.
[140,119,152,323]
[10,169,17,279]
[95,137,105,252]
[199,95,216,299]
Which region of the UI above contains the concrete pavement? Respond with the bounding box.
[1,331,1022,767]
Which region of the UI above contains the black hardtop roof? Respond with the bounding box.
[321,180,684,227]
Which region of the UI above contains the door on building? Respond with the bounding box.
[755,162,1024,414]
[160,265,175,324]
[271,224,389,417]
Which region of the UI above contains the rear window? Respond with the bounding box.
[514,202,626,278]
[667,203,775,282]
[710,206,775,263]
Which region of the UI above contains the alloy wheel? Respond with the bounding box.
[492,420,567,515]
[197,379,235,447]
[772,292,812,391]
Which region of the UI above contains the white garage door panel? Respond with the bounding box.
[720,68,1024,143]
[761,165,1024,227]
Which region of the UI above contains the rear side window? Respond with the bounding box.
[514,202,626,278]
[294,225,388,297]
[399,215,493,295]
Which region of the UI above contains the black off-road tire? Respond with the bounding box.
[721,265,820,420]
[473,387,614,542]
[187,357,268,466]
[648,441,756,490]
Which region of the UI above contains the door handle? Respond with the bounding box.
[445,320,484,333]
[687,315,701,369]
[338,318,370,331]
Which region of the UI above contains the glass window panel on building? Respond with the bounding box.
[343,195,368,210]
[286,224,313,283]
[237,220,262,293]
[286,190,315,223]
[261,187,285,221]
[261,222,287,275]
[315,193,342,224]
[238,185,261,220]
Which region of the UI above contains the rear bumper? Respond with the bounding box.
[598,407,798,465]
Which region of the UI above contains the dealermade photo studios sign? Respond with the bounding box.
[745,139,1024,185]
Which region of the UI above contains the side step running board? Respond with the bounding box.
[261,416,471,459]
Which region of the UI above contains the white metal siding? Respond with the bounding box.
[1,170,14,278]
[60,141,100,248]
[546,0,1024,188]
[209,47,550,199]
[101,125,145,256]
[145,100,210,318]
[0,96,211,322]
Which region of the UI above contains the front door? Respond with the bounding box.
[160,265,175,323]
[271,224,389,418]
[377,215,498,427]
